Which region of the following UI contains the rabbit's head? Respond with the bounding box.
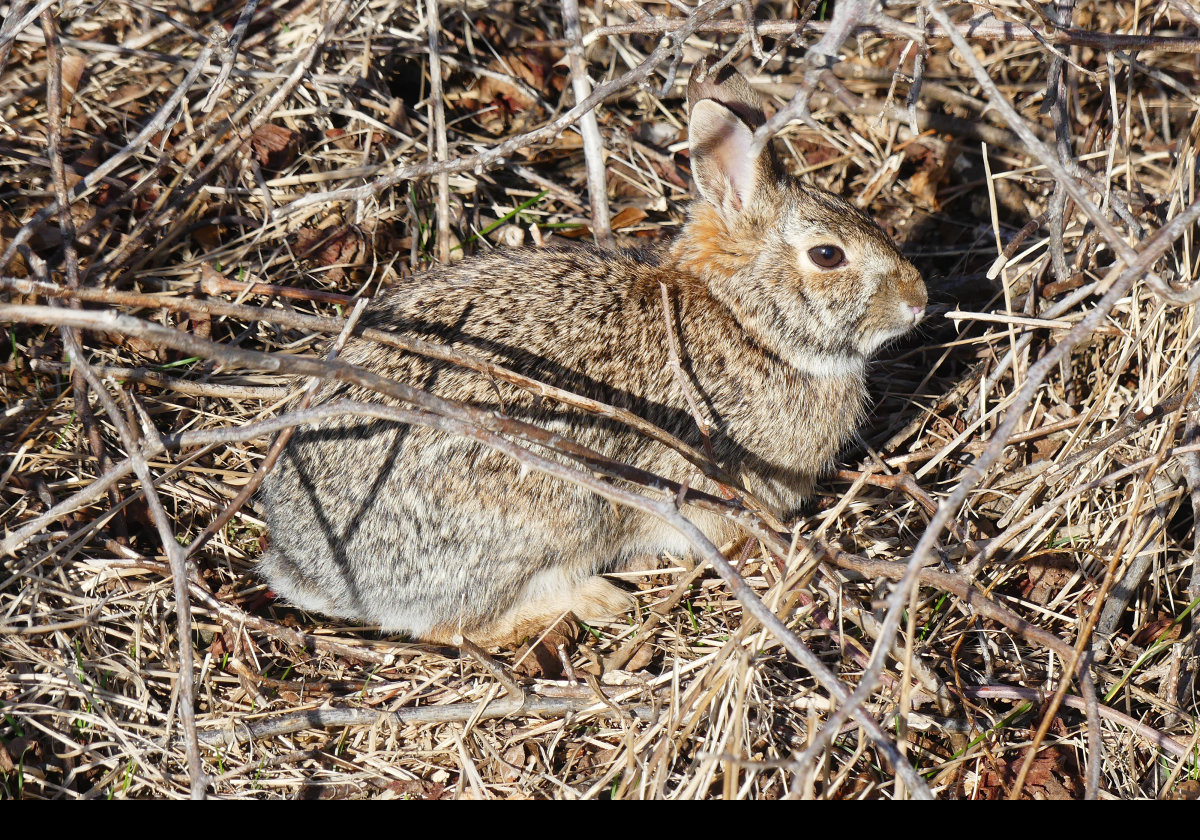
[674,61,927,367]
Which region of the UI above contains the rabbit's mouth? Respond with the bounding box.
[858,315,925,356]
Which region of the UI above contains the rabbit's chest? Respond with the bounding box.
[713,369,866,508]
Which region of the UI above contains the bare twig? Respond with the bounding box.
[526,12,1200,53]
[38,10,128,550]
[1168,0,1200,28]
[563,0,612,248]
[26,359,290,399]
[58,331,207,798]
[425,0,451,264]
[962,685,1193,760]
[1181,334,1200,716]
[199,692,662,747]
[750,0,882,155]
[659,283,717,458]
[199,0,259,112]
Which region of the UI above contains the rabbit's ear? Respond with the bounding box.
[686,62,777,216]
[687,59,765,128]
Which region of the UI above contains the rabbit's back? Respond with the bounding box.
[261,247,708,640]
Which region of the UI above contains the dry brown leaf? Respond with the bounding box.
[1167,780,1200,800]
[294,226,363,267]
[1021,554,1074,606]
[248,123,299,171]
[190,223,221,250]
[979,746,1082,800]
[386,779,448,799]
[324,128,357,152]
[513,616,578,679]
[1129,614,1180,647]
[60,54,87,109]
[609,206,648,231]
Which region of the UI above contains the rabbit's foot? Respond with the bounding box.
[507,574,634,642]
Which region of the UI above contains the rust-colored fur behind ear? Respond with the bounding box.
[687,57,766,129]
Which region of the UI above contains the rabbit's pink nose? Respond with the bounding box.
[910,305,925,321]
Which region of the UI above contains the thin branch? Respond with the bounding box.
[199,692,663,747]
[58,332,207,798]
[199,0,259,112]
[563,0,613,248]
[26,359,290,399]
[962,685,1193,760]
[425,0,451,264]
[750,0,881,155]
[1168,0,1200,28]
[524,12,1200,53]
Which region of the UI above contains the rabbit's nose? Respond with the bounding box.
[909,304,925,322]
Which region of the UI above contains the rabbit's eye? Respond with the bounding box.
[807,245,845,269]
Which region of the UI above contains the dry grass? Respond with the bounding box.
[2,0,1199,799]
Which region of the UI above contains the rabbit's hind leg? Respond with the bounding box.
[510,572,634,640]
[430,572,634,648]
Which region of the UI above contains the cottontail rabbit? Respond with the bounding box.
[258,62,926,646]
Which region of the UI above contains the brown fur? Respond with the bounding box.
[671,202,762,278]
[257,65,926,647]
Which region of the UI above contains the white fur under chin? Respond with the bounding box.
[784,348,866,378]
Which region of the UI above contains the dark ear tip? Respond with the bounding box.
[686,58,765,128]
